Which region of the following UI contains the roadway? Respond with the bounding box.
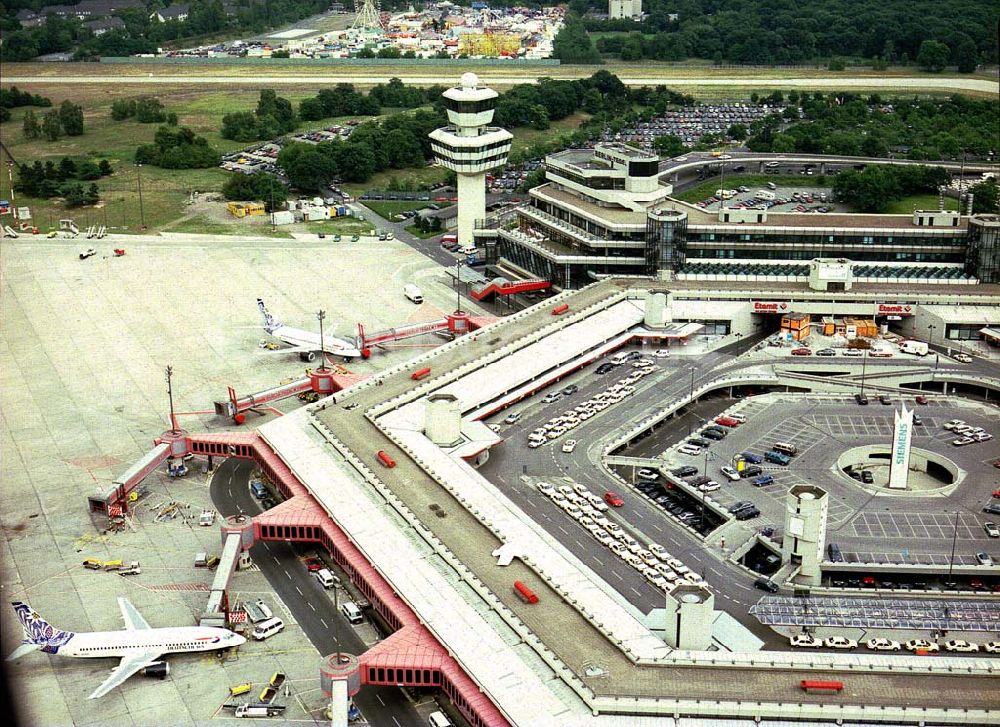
[478,334,1000,646]
[210,457,424,727]
[4,74,998,94]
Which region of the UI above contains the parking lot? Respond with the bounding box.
[661,395,1000,578]
[693,184,851,214]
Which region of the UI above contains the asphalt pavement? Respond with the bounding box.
[210,458,425,727]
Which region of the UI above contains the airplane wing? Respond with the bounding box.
[118,597,151,631]
[88,650,162,699]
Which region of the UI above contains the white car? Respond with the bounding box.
[698,481,720,492]
[824,636,858,649]
[953,353,972,363]
[943,419,965,430]
[605,522,622,535]
[652,349,670,358]
[952,437,975,446]
[904,639,939,653]
[972,432,993,442]
[608,541,627,556]
[632,359,654,369]
[585,493,609,512]
[503,412,521,424]
[728,413,747,423]
[667,558,690,574]
[720,465,741,481]
[527,438,545,449]
[594,530,613,546]
[841,349,863,356]
[648,543,669,560]
[866,638,901,651]
[558,485,574,496]
[983,641,1000,654]
[572,483,590,496]
[550,492,566,503]
[536,481,555,495]
[547,426,567,439]
[578,410,594,421]
[655,563,677,580]
[639,550,659,567]
[579,515,595,528]
[790,634,823,648]
[542,392,561,403]
[637,468,660,481]
[622,552,643,567]
[944,640,979,653]
[627,541,644,555]
[678,444,702,456]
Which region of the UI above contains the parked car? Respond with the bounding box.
[754,577,779,593]
[791,348,812,356]
[595,363,615,374]
[944,640,979,653]
[720,465,740,481]
[975,552,993,566]
[866,638,901,651]
[904,639,939,653]
[790,633,823,648]
[824,636,857,649]
[671,466,698,477]
[855,393,869,405]
[984,522,999,538]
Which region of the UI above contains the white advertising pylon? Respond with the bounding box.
[888,402,913,490]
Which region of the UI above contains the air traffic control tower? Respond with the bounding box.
[430,73,513,247]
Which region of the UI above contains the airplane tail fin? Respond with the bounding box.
[9,601,75,656]
[257,298,281,333]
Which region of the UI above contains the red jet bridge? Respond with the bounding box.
[355,311,498,357]
[469,278,550,302]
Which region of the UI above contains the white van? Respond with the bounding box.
[339,601,364,625]
[314,568,338,589]
[457,244,477,256]
[428,711,454,727]
[610,352,631,366]
[403,283,423,304]
[252,617,284,640]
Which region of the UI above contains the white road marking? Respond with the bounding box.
[321,618,328,629]
[611,571,624,581]
[557,525,569,535]
[376,694,386,707]
[284,570,291,580]
[309,602,315,611]
[295,586,303,596]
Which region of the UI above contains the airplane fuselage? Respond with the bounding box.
[270,324,362,358]
[56,626,241,659]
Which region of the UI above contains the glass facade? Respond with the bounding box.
[549,169,626,190]
[965,216,1000,283]
[443,97,496,114]
[645,212,687,274]
[628,159,660,178]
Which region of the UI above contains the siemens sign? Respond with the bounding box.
[893,422,909,465]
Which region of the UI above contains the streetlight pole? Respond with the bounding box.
[165,365,177,434]
[317,309,327,371]
[860,350,868,397]
[946,509,960,584]
[135,163,146,230]
[455,259,462,314]
[687,366,696,435]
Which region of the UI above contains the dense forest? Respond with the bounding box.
[568,0,997,66]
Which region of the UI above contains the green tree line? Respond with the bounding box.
[572,0,996,66]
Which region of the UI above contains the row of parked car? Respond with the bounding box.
[790,634,1000,653]
[943,418,994,447]
[521,358,658,447]
[634,468,714,530]
[535,479,704,591]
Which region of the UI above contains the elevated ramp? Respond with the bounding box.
[470,277,550,301]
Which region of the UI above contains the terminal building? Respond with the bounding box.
[488,143,1000,290]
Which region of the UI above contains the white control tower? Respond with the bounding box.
[429,73,513,247]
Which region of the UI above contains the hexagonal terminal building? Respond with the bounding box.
[429,73,513,247]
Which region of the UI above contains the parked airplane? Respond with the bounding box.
[8,599,245,699]
[257,298,362,361]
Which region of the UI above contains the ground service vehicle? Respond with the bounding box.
[900,340,928,356]
[403,284,423,304]
[800,680,844,693]
[235,704,284,718]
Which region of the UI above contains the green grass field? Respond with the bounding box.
[884,194,959,214]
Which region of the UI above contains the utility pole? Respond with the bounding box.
[165,365,177,434]
[455,259,462,314]
[317,309,327,371]
[136,163,146,230]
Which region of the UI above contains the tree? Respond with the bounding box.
[99,159,113,176]
[333,143,376,183]
[22,110,40,139]
[283,147,337,192]
[222,172,289,212]
[42,110,62,141]
[59,100,84,136]
[727,123,747,141]
[553,13,601,64]
[969,179,999,214]
[59,157,77,179]
[77,160,102,180]
[917,40,950,72]
[953,36,979,73]
[383,128,424,169]
[653,134,686,158]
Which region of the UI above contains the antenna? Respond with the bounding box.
[317,309,327,372]
[165,366,178,434]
